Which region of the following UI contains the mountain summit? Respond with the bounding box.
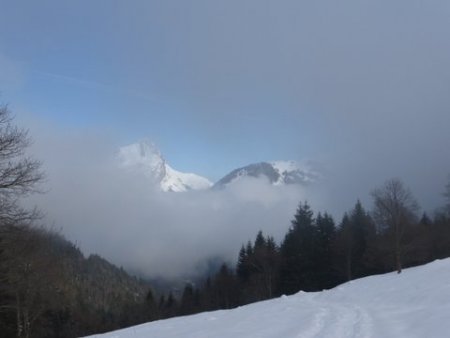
[117,141,213,192]
[213,160,317,189]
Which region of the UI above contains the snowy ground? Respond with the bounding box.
[86,259,450,338]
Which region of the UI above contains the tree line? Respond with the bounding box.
[163,179,450,316]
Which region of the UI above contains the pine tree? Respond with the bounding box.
[245,240,253,257]
[335,201,377,281]
[179,284,195,315]
[145,289,158,320]
[164,292,177,318]
[279,202,316,294]
[246,231,280,301]
[254,231,266,250]
[158,295,165,313]
[337,213,353,281]
[419,212,432,226]
[315,212,337,289]
[213,264,237,309]
[350,200,376,277]
[236,245,249,282]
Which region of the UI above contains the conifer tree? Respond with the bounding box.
[315,212,337,288]
[254,230,266,250]
[349,200,376,277]
[213,264,237,309]
[336,213,353,281]
[164,292,177,318]
[419,212,432,226]
[180,284,195,315]
[336,201,376,281]
[279,202,316,294]
[236,245,249,282]
[245,240,253,257]
[144,289,159,321]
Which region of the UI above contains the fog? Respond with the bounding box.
[22,117,449,280]
[24,126,316,279]
[5,0,450,279]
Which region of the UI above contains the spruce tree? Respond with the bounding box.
[236,245,249,282]
[254,230,266,250]
[180,284,195,315]
[315,212,337,289]
[336,201,376,281]
[350,200,376,277]
[279,202,316,294]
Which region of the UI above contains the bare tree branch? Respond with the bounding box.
[371,178,418,273]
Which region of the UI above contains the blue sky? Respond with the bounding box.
[1,0,450,197]
[0,1,326,179]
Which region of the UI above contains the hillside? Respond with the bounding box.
[86,258,450,338]
[0,225,152,337]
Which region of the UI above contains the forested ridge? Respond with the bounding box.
[1,103,450,337]
[0,226,152,337]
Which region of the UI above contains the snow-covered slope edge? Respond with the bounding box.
[85,259,450,338]
[117,141,212,192]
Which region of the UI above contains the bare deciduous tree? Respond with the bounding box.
[371,178,418,273]
[0,103,45,338]
[0,104,43,227]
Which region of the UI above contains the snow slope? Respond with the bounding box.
[117,141,212,192]
[86,259,450,338]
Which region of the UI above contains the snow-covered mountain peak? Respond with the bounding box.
[118,140,164,166]
[117,140,166,182]
[137,139,162,158]
[271,160,318,185]
[270,160,298,173]
[213,160,318,188]
[117,141,212,192]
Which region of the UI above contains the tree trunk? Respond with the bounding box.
[16,291,23,338]
[23,307,30,338]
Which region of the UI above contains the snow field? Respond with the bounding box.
[86,258,450,338]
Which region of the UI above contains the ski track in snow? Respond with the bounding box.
[293,295,373,338]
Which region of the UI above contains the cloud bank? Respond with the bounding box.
[24,126,313,279]
[21,110,450,280]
